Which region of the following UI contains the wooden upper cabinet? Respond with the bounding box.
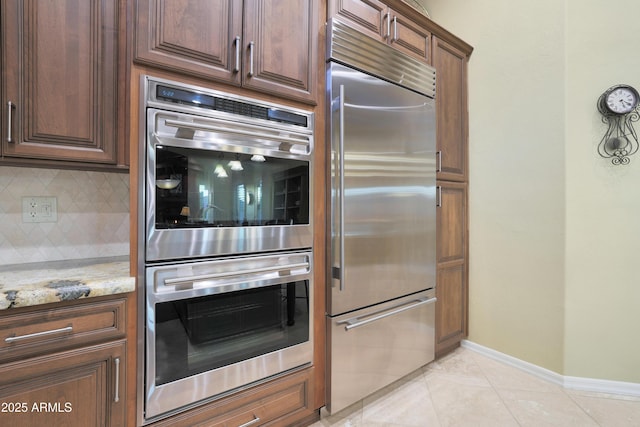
[433,36,468,181]
[329,0,431,64]
[328,0,386,41]
[135,0,243,85]
[387,7,430,63]
[134,0,318,104]
[242,0,317,103]
[1,0,124,167]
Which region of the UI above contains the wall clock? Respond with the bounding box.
[597,84,640,165]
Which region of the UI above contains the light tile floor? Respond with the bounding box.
[310,346,640,426]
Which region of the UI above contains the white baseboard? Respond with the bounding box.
[461,340,640,397]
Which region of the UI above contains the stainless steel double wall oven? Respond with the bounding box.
[137,76,314,424]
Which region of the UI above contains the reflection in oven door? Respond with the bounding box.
[156,282,309,386]
[144,251,313,422]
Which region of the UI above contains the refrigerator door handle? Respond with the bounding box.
[338,296,437,331]
[335,84,346,291]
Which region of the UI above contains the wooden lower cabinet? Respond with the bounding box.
[150,368,316,427]
[435,262,467,355]
[436,181,468,356]
[0,340,126,427]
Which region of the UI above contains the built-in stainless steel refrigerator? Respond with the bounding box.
[326,19,437,414]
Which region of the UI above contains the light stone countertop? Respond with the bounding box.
[0,256,135,310]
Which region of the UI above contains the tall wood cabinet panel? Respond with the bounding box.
[433,36,468,182]
[436,181,468,356]
[1,0,126,168]
[134,0,318,104]
[431,27,471,356]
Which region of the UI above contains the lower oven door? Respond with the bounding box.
[144,251,313,422]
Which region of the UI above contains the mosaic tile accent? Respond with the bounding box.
[0,166,130,265]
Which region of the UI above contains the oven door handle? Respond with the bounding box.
[163,261,310,287]
[163,118,311,149]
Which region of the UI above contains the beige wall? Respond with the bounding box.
[422,0,640,382]
[564,0,640,382]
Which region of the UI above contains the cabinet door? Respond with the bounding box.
[0,341,125,427]
[388,9,431,64]
[436,181,467,355]
[1,0,121,165]
[436,263,467,355]
[328,0,387,41]
[243,0,318,103]
[433,36,468,181]
[134,0,243,85]
[436,181,466,264]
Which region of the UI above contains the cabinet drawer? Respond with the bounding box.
[0,298,126,363]
[206,377,308,427]
[152,369,312,427]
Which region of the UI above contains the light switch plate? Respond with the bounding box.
[22,196,57,223]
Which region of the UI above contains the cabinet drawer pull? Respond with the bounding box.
[436,150,442,172]
[384,13,390,39]
[238,415,261,427]
[4,326,73,343]
[436,185,442,208]
[114,357,120,403]
[234,36,241,73]
[248,41,255,77]
[392,16,398,42]
[7,101,14,143]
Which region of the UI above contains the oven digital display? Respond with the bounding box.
[156,85,216,109]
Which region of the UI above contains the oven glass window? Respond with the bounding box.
[154,281,310,385]
[154,146,309,228]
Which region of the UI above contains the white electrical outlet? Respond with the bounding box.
[22,196,58,223]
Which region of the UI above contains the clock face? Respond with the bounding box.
[605,86,639,114]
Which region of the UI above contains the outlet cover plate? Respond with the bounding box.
[22,196,58,223]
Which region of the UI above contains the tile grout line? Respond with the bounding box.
[562,389,604,427]
[421,365,444,427]
[464,349,524,427]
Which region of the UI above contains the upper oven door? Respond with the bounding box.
[145,108,313,262]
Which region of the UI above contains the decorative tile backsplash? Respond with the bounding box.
[0,166,130,265]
